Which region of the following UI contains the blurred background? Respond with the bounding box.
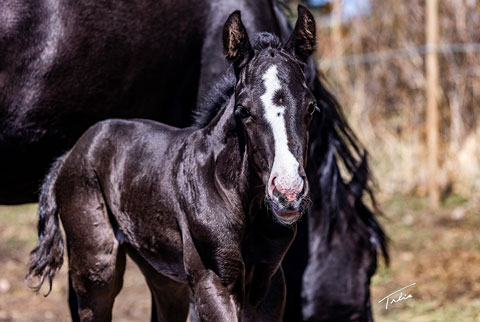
[0,0,479,321]
[304,0,480,199]
[300,0,480,321]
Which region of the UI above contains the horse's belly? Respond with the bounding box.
[117,215,187,282]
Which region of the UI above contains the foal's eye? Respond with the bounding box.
[236,105,251,119]
[307,103,317,116]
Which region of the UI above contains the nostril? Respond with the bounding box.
[297,178,304,192]
[296,185,305,199]
[268,176,277,198]
[272,185,285,201]
[271,176,277,186]
[297,179,308,198]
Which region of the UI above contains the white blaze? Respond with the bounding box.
[261,65,303,192]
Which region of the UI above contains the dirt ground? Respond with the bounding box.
[0,195,479,321]
[0,204,150,322]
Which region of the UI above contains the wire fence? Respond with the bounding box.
[319,42,480,68]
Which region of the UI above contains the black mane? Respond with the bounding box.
[192,33,282,129]
[309,73,389,262]
[192,72,235,129]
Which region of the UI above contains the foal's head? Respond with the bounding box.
[223,6,318,224]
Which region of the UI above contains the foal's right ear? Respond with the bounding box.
[223,11,253,78]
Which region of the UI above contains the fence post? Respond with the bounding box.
[331,0,349,87]
[426,0,440,207]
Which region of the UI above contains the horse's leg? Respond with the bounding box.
[188,296,200,322]
[68,243,126,321]
[66,243,81,322]
[60,187,126,321]
[69,243,126,321]
[126,248,189,322]
[242,215,295,322]
[148,274,189,322]
[68,273,81,322]
[181,235,243,322]
[150,293,158,322]
[281,217,308,322]
[243,268,287,322]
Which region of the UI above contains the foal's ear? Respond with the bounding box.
[284,5,317,62]
[223,11,253,77]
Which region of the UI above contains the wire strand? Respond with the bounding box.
[319,42,480,68]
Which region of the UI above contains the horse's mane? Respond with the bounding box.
[309,74,389,262]
[192,73,235,129]
[192,33,282,129]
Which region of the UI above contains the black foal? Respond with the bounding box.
[27,8,318,322]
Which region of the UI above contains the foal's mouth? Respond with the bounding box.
[266,198,306,225]
[273,208,302,223]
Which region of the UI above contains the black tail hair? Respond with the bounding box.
[26,153,68,295]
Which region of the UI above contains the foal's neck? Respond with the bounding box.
[201,97,264,211]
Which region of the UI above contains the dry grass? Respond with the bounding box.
[313,0,480,198]
[0,196,479,321]
[371,194,480,321]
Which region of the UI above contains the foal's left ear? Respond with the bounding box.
[284,5,317,62]
[223,11,253,77]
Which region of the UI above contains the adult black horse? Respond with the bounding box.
[0,1,387,321]
[28,14,320,320]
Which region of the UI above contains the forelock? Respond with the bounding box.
[251,32,282,51]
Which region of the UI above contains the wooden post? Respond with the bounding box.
[426,0,440,207]
[331,0,343,58]
[331,0,348,86]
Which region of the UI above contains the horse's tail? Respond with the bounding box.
[26,152,68,296]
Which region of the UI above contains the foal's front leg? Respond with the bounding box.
[243,217,297,321]
[243,267,287,322]
[190,269,241,321]
[181,227,244,322]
